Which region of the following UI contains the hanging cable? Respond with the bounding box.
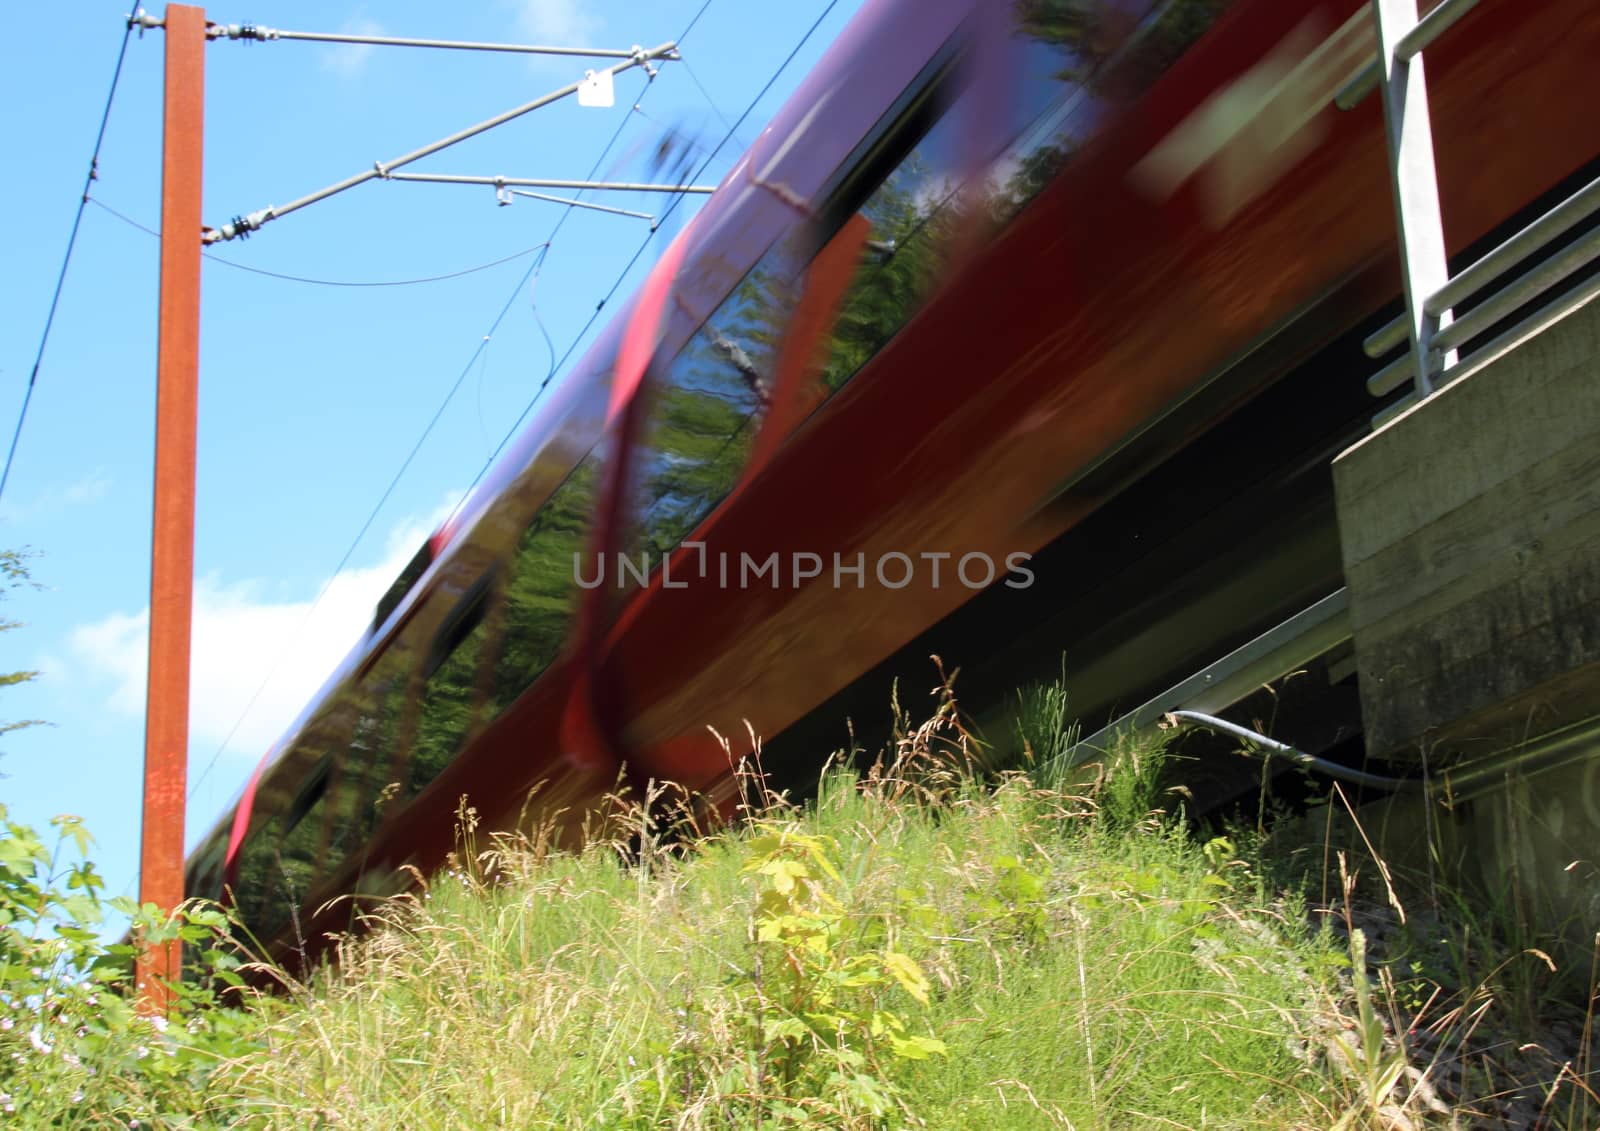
[680,56,749,149]
[88,196,550,287]
[678,0,718,43]
[189,65,650,800]
[466,0,843,503]
[1167,711,1424,793]
[1,12,139,504]
[189,0,833,802]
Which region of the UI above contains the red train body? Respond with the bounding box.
[185,0,1600,955]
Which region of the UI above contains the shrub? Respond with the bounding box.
[0,804,258,1128]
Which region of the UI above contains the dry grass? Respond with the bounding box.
[207,692,1351,1130]
[198,682,1598,1129]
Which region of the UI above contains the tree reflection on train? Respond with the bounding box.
[223,0,1238,944]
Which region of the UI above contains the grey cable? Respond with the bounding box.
[1168,711,1424,793]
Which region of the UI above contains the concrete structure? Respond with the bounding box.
[1334,290,1600,762]
[1333,288,1600,955]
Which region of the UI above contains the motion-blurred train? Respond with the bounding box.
[186,0,1600,957]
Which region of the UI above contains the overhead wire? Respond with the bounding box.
[680,56,749,149]
[1,13,139,504]
[87,196,553,287]
[465,0,844,503]
[188,42,655,804]
[189,0,841,808]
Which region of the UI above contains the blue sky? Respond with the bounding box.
[1,0,863,907]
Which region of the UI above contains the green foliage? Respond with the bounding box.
[1330,928,1410,1129]
[1009,664,1076,774]
[1,550,44,746]
[0,804,259,1128]
[8,648,1570,1127]
[214,725,1368,1129]
[974,852,1050,944]
[1094,728,1177,832]
[736,825,946,1124]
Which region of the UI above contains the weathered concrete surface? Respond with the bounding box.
[1333,290,1600,760]
[1294,729,1600,968]
[1470,742,1600,958]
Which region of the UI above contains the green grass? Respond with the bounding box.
[6,681,1595,1128]
[212,719,1355,1129]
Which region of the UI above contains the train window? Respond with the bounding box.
[815,89,963,395]
[372,539,433,635]
[809,0,1225,392]
[625,280,782,561]
[274,763,333,912]
[1095,0,1229,96]
[312,755,363,896]
[229,814,280,938]
[239,672,420,940]
[490,452,603,716]
[188,837,227,905]
[324,670,410,875]
[406,583,492,800]
[616,0,1235,561]
[1000,0,1227,217]
[230,760,330,942]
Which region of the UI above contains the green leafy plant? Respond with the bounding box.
[974,852,1049,944]
[0,805,258,1127]
[1330,927,1410,1129]
[1,549,45,749]
[739,825,946,1125]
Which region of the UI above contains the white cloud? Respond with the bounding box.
[321,17,384,79]
[66,495,462,769]
[61,472,112,506]
[0,470,113,522]
[504,0,603,52]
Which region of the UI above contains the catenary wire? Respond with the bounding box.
[465,0,843,504]
[87,196,551,287]
[188,0,835,810]
[1,13,138,503]
[680,56,748,149]
[188,52,662,803]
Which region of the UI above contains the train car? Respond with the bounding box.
[185,0,1600,959]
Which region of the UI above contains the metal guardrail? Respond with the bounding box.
[1346,0,1600,421]
[1061,589,1351,768]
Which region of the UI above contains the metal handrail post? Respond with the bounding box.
[1373,0,1454,396]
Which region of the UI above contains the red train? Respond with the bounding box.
[186,0,1600,955]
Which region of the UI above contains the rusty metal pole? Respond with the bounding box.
[138,3,204,1013]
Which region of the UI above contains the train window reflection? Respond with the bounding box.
[817,89,962,394]
[627,313,773,561]
[490,453,602,717]
[406,591,491,801]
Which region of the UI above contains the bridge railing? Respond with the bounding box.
[1346,0,1600,427]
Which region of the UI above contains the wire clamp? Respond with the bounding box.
[202,207,272,244]
[207,21,277,42]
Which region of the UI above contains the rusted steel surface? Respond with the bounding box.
[138,3,204,1013]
